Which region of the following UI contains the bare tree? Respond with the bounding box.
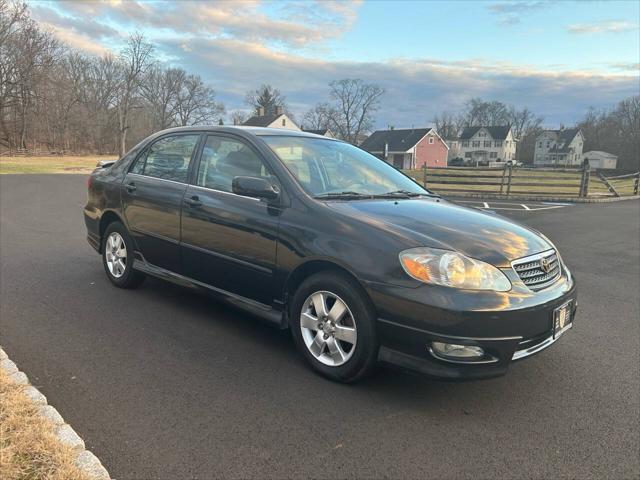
[326,79,384,144]
[229,109,247,125]
[141,66,185,130]
[175,73,224,126]
[244,84,287,116]
[432,111,464,139]
[114,33,154,156]
[303,102,332,130]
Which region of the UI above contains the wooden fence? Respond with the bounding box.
[404,164,640,199]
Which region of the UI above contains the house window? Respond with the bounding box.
[472,141,480,147]
[484,140,491,147]
[429,137,434,144]
[495,141,502,147]
[462,141,469,147]
[282,118,286,126]
[465,152,472,158]
[490,152,497,159]
[538,141,542,148]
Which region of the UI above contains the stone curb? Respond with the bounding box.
[440,193,640,203]
[0,346,111,480]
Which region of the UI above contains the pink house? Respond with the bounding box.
[360,127,449,169]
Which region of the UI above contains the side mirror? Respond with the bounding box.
[232,176,280,200]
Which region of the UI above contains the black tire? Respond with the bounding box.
[101,221,146,289]
[289,271,379,383]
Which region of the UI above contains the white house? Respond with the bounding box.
[583,151,618,169]
[458,126,517,164]
[242,106,300,131]
[534,128,584,166]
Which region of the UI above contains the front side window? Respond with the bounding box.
[262,136,429,197]
[196,135,273,193]
[131,135,199,182]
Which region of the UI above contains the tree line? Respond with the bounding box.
[0,1,224,156]
[1,0,637,168]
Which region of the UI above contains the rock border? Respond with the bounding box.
[0,347,111,480]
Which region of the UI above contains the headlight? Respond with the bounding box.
[399,247,511,291]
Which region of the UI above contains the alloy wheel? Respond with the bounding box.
[105,232,127,278]
[300,290,357,366]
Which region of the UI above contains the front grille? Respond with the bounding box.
[512,249,561,291]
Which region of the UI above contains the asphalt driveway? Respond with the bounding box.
[1,175,638,479]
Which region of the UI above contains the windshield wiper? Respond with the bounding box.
[314,191,370,200]
[373,190,441,199]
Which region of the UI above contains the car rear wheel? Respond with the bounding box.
[102,221,145,289]
[290,271,378,383]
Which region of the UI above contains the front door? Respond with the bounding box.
[180,134,281,306]
[121,133,201,272]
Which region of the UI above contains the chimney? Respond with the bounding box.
[275,106,283,116]
[257,106,265,117]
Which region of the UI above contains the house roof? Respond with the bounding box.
[360,128,432,152]
[459,126,511,140]
[242,114,284,127]
[543,128,582,153]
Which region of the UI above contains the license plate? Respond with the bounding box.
[553,301,572,338]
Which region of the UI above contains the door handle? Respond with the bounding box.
[184,195,202,207]
[125,181,136,193]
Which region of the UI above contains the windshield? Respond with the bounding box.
[262,136,430,198]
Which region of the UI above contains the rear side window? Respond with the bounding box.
[131,135,200,183]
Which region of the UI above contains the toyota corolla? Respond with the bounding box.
[84,126,576,382]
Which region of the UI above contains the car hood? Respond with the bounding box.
[324,198,552,267]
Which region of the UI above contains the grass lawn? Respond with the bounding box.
[0,156,116,174]
[0,367,89,480]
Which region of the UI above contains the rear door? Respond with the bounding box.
[121,133,201,273]
[180,133,282,305]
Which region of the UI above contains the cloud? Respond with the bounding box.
[609,62,640,72]
[157,36,640,128]
[487,1,546,26]
[567,20,638,34]
[29,0,639,128]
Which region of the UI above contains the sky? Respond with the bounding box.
[30,0,640,129]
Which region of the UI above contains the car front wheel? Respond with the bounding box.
[290,271,378,383]
[102,221,145,289]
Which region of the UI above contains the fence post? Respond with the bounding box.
[505,163,513,197]
[422,164,427,188]
[500,164,508,194]
[634,172,639,196]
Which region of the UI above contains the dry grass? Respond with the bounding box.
[0,368,89,480]
[0,156,116,174]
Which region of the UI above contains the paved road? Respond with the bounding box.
[1,175,638,479]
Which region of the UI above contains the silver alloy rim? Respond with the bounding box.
[300,290,357,367]
[105,232,127,278]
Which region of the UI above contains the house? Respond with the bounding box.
[534,128,584,166]
[302,128,334,138]
[583,151,618,169]
[242,106,300,131]
[458,126,516,164]
[359,127,449,169]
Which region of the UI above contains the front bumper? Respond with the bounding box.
[367,271,577,379]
